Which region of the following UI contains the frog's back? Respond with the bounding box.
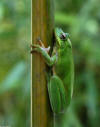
[54,48,74,106]
[54,48,73,79]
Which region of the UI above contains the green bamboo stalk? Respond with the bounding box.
[31,0,54,127]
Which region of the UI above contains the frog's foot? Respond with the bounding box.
[36,37,45,48]
[30,37,50,53]
[30,44,39,53]
[44,46,50,53]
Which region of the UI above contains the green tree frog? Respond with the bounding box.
[31,28,74,114]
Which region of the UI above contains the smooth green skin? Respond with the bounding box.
[31,28,74,114]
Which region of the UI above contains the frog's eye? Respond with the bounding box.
[60,33,66,40]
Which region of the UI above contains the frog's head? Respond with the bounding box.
[55,28,72,49]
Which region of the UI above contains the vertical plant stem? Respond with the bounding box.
[54,114,65,127]
[31,0,54,127]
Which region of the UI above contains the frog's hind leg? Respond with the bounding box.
[48,75,67,114]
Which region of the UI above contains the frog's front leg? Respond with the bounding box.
[31,39,57,66]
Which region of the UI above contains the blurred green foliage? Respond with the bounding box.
[0,0,31,127]
[0,0,100,127]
